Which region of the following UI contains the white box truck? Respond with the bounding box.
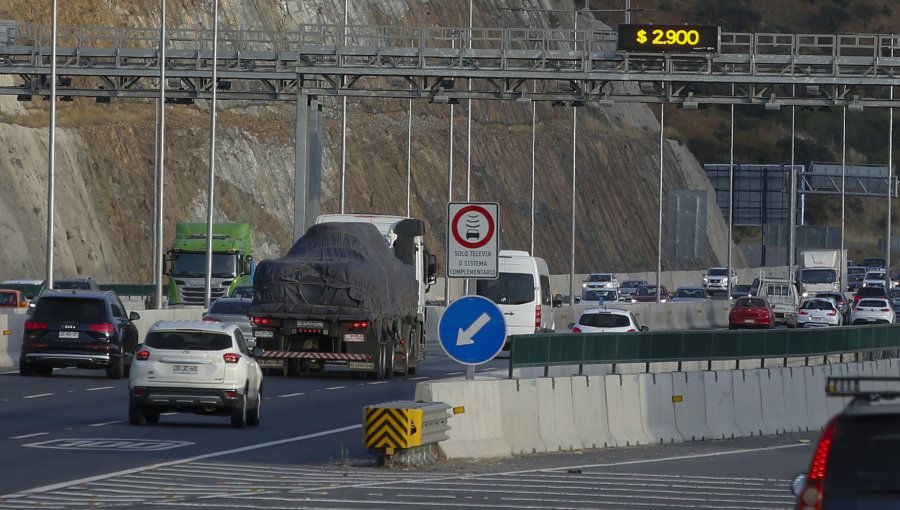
[796,249,847,297]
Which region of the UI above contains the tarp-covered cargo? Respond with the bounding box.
[249,222,418,320]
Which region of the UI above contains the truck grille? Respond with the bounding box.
[180,286,228,305]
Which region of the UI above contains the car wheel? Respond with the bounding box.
[106,355,124,379]
[231,392,248,429]
[247,388,262,427]
[728,324,736,330]
[129,402,147,426]
[144,409,160,424]
[33,364,53,376]
[18,360,33,377]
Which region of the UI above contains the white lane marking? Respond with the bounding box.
[88,421,121,427]
[409,376,428,381]
[161,412,179,416]
[325,386,346,391]
[368,381,389,385]
[447,372,463,375]
[4,424,362,498]
[293,441,812,493]
[23,393,53,399]
[11,432,49,439]
[278,392,305,398]
[85,386,115,392]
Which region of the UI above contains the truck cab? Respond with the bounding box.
[165,223,254,306]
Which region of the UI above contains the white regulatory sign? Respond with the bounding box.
[447,202,499,279]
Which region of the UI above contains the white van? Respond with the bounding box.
[474,250,556,344]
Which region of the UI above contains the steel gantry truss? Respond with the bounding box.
[2,23,900,106]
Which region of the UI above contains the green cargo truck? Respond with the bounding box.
[165,222,254,306]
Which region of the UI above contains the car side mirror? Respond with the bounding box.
[566,322,575,330]
[790,474,806,497]
[129,311,141,321]
[553,294,563,307]
[640,325,650,332]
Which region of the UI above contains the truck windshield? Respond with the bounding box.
[171,252,238,278]
[800,269,837,284]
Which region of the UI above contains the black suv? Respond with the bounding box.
[791,377,900,509]
[19,290,140,379]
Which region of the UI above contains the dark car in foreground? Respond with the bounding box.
[791,377,900,510]
[19,290,140,378]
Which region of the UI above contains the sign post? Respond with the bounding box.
[447,202,499,280]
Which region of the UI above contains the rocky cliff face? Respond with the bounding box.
[0,0,743,283]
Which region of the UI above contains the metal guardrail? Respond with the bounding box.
[508,325,900,378]
[0,283,154,299]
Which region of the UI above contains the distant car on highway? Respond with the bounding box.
[702,267,737,293]
[581,273,618,291]
[814,291,850,324]
[730,284,752,299]
[631,285,671,303]
[846,272,865,293]
[202,297,254,342]
[728,296,773,329]
[850,298,895,325]
[670,287,709,302]
[796,297,843,328]
[570,307,648,333]
[576,288,619,304]
[861,257,886,270]
[617,280,648,300]
[0,289,28,308]
[853,286,888,306]
[862,270,889,289]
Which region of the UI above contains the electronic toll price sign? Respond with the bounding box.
[617,24,720,53]
[447,202,499,279]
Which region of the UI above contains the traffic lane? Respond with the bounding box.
[0,351,500,496]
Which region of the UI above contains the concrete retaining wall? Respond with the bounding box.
[416,359,889,460]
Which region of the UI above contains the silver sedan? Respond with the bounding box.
[201,297,255,343]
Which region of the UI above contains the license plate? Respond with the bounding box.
[344,333,365,343]
[58,331,79,338]
[296,320,324,328]
[172,365,198,375]
[257,359,284,368]
[254,330,274,338]
[348,361,374,370]
[812,317,823,322]
[744,319,755,324]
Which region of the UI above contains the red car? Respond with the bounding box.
[728,296,774,329]
[631,285,672,303]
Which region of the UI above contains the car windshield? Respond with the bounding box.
[476,273,535,306]
[621,281,643,288]
[33,297,105,319]
[824,415,900,498]
[708,268,728,276]
[0,292,18,306]
[636,286,657,296]
[170,252,239,278]
[145,331,233,350]
[579,312,630,328]
[859,288,887,297]
[582,289,615,301]
[736,298,766,308]
[586,274,611,282]
[866,272,886,280]
[675,289,705,298]
[800,269,837,284]
[54,281,92,290]
[848,267,867,275]
[209,300,252,315]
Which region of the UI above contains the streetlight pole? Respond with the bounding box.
[46,0,58,291]
[153,0,168,309]
[203,0,219,308]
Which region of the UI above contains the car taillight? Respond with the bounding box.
[798,417,838,510]
[571,327,582,333]
[89,323,115,335]
[202,316,220,322]
[882,308,891,312]
[131,387,145,397]
[535,305,541,329]
[136,350,150,361]
[799,310,808,315]
[25,321,48,331]
[627,328,637,332]
[251,316,281,327]
[223,352,241,363]
[826,310,836,316]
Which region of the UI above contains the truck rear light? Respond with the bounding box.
[535,305,541,328]
[223,352,241,363]
[251,317,281,327]
[136,350,150,361]
[225,390,237,398]
[25,321,48,331]
[348,321,369,330]
[89,323,115,334]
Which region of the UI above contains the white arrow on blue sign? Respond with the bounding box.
[438,295,507,365]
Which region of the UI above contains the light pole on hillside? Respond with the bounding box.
[203,0,219,308]
[153,0,168,309]
[45,0,58,290]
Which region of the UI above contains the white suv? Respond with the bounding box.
[582,273,619,291]
[128,320,264,428]
[702,267,738,292]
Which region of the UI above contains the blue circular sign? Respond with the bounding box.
[438,295,507,365]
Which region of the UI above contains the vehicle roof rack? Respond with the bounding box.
[826,376,900,402]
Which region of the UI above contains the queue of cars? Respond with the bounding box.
[4,278,266,429]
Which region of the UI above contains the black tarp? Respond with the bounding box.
[249,222,418,321]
